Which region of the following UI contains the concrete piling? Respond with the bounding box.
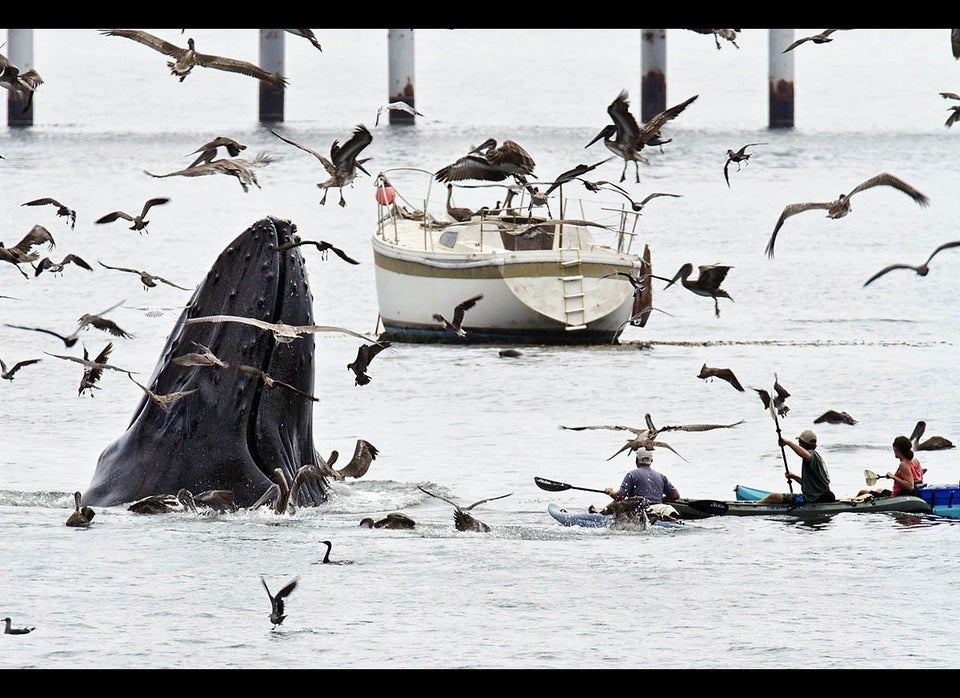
[640,29,666,122]
[258,29,285,123]
[387,29,416,124]
[6,29,35,127]
[768,29,795,128]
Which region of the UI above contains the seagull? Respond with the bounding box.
[186,136,246,168]
[765,173,929,259]
[0,356,41,380]
[1,224,56,277]
[723,143,767,187]
[127,373,198,414]
[579,181,681,212]
[65,491,95,527]
[782,29,849,53]
[347,340,391,386]
[435,138,536,184]
[586,91,698,183]
[663,263,733,318]
[863,240,960,287]
[185,314,375,345]
[697,363,745,392]
[685,28,740,50]
[2,617,35,635]
[277,238,359,264]
[315,439,379,481]
[232,363,320,403]
[145,154,272,193]
[814,410,858,425]
[21,197,76,229]
[98,261,191,290]
[270,125,373,207]
[754,378,791,418]
[45,341,136,396]
[359,512,416,529]
[417,486,512,533]
[542,159,613,196]
[285,28,322,52]
[940,92,960,128]
[375,100,424,126]
[101,30,288,88]
[95,197,170,234]
[261,577,298,628]
[4,299,127,347]
[33,254,92,277]
[433,293,483,338]
[172,341,230,369]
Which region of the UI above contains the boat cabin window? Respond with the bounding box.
[438,230,459,248]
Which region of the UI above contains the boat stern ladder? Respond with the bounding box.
[558,246,587,331]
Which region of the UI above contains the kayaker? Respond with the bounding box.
[603,449,680,504]
[858,435,924,497]
[757,429,837,505]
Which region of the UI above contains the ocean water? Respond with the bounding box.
[1,28,958,669]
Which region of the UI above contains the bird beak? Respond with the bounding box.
[585,127,609,149]
[356,159,372,176]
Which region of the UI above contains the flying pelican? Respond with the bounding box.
[417,486,512,533]
[186,136,246,168]
[941,92,960,128]
[95,197,170,234]
[270,125,373,207]
[98,261,190,291]
[1,224,56,277]
[765,173,929,259]
[663,263,733,318]
[33,254,92,277]
[21,197,76,229]
[814,410,858,425]
[782,29,849,53]
[101,30,288,88]
[558,423,688,462]
[433,293,483,338]
[185,314,376,345]
[127,373,198,414]
[261,577,298,628]
[277,238,359,264]
[723,143,767,187]
[144,154,272,193]
[697,364,745,392]
[586,91,698,183]
[4,299,127,347]
[315,439,379,481]
[65,491,96,527]
[863,240,960,287]
[0,50,42,113]
[347,340,391,386]
[445,184,476,222]
[0,356,41,381]
[435,138,536,184]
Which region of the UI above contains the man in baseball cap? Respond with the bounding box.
[758,428,836,505]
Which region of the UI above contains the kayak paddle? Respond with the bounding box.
[535,476,730,516]
[534,476,608,495]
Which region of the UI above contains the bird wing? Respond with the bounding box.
[298,323,378,344]
[141,197,171,217]
[452,293,483,328]
[9,358,41,375]
[846,173,929,206]
[62,254,93,271]
[765,202,833,258]
[723,158,733,187]
[697,264,731,290]
[96,211,134,224]
[5,324,71,343]
[101,29,185,58]
[925,240,960,266]
[486,139,536,173]
[782,36,812,53]
[269,129,333,171]
[862,263,918,287]
[98,260,141,275]
[773,375,790,401]
[333,439,379,479]
[86,316,131,337]
[559,424,646,435]
[941,92,960,100]
[152,274,191,291]
[708,367,745,392]
[22,197,62,208]
[435,154,509,183]
[16,225,56,253]
[639,94,699,144]
[606,90,641,145]
[417,485,462,510]
[461,492,513,512]
[192,50,288,88]
[656,419,745,433]
[333,124,373,170]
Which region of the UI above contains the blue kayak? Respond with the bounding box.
[547,503,684,529]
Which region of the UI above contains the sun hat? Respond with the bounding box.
[797,429,817,446]
[636,449,654,465]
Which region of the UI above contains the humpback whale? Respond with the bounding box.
[83,216,329,508]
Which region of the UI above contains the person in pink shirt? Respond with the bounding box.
[860,435,924,497]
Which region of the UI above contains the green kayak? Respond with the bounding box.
[672,487,932,519]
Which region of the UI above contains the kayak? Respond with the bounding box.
[737,483,959,518]
[670,486,933,519]
[547,503,684,529]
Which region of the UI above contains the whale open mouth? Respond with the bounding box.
[84,216,327,508]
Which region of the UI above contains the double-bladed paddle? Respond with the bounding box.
[534,476,606,495]
[533,476,729,516]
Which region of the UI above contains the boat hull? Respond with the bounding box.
[674,487,933,519]
[547,503,683,529]
[736,482,960,518]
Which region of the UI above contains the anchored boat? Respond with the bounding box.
[372,168,653,344]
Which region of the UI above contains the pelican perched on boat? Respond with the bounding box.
[445,184,475,222]
[663,263,733,318]
[586,91,699,183]
[270,125,372,207]
[766,173,929,258]
[100,30,288,88]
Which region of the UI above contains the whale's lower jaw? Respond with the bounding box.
[84,216,328,508]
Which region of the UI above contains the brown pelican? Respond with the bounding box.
[261,577,298,628]
[0,224,56,277]
[863,240,960,287]
[315,439,379,481]
[697,364,745,392]
[0,50,42,113]
[34,254,92,277]
[766,173,929,258]
[65,491,95,527]
[586,91,698,183]
[433,293,483,338]
[21,197,76,229]
[286,464,326,514]
[559,423,688,461]
[277,238,359,264]
[98,261,190,290]
[435,138,536,184]
[663,263,733,318]
[814,410,858,425]
[185,313,375,345]
[724,143,767,187]
[127,489,197,514]
[0,356,41,380]
[2,617,35,635]
[249,468,291,515]
[685,28,740,50]
[910,420,955,451]
[186,136,246,168]
[782,29,849,53]
[417,485,512,533]
[95,197,170,234]
[445,184,475,222]
[270,125,373,207]
[101,30,288,88]
[941,92,960,128]
[145,153,272,193]
[286,28,322,52]
[359,512,416,529]
[127,374,198,414]
[45,341,135,396]
[347,340,391,386]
